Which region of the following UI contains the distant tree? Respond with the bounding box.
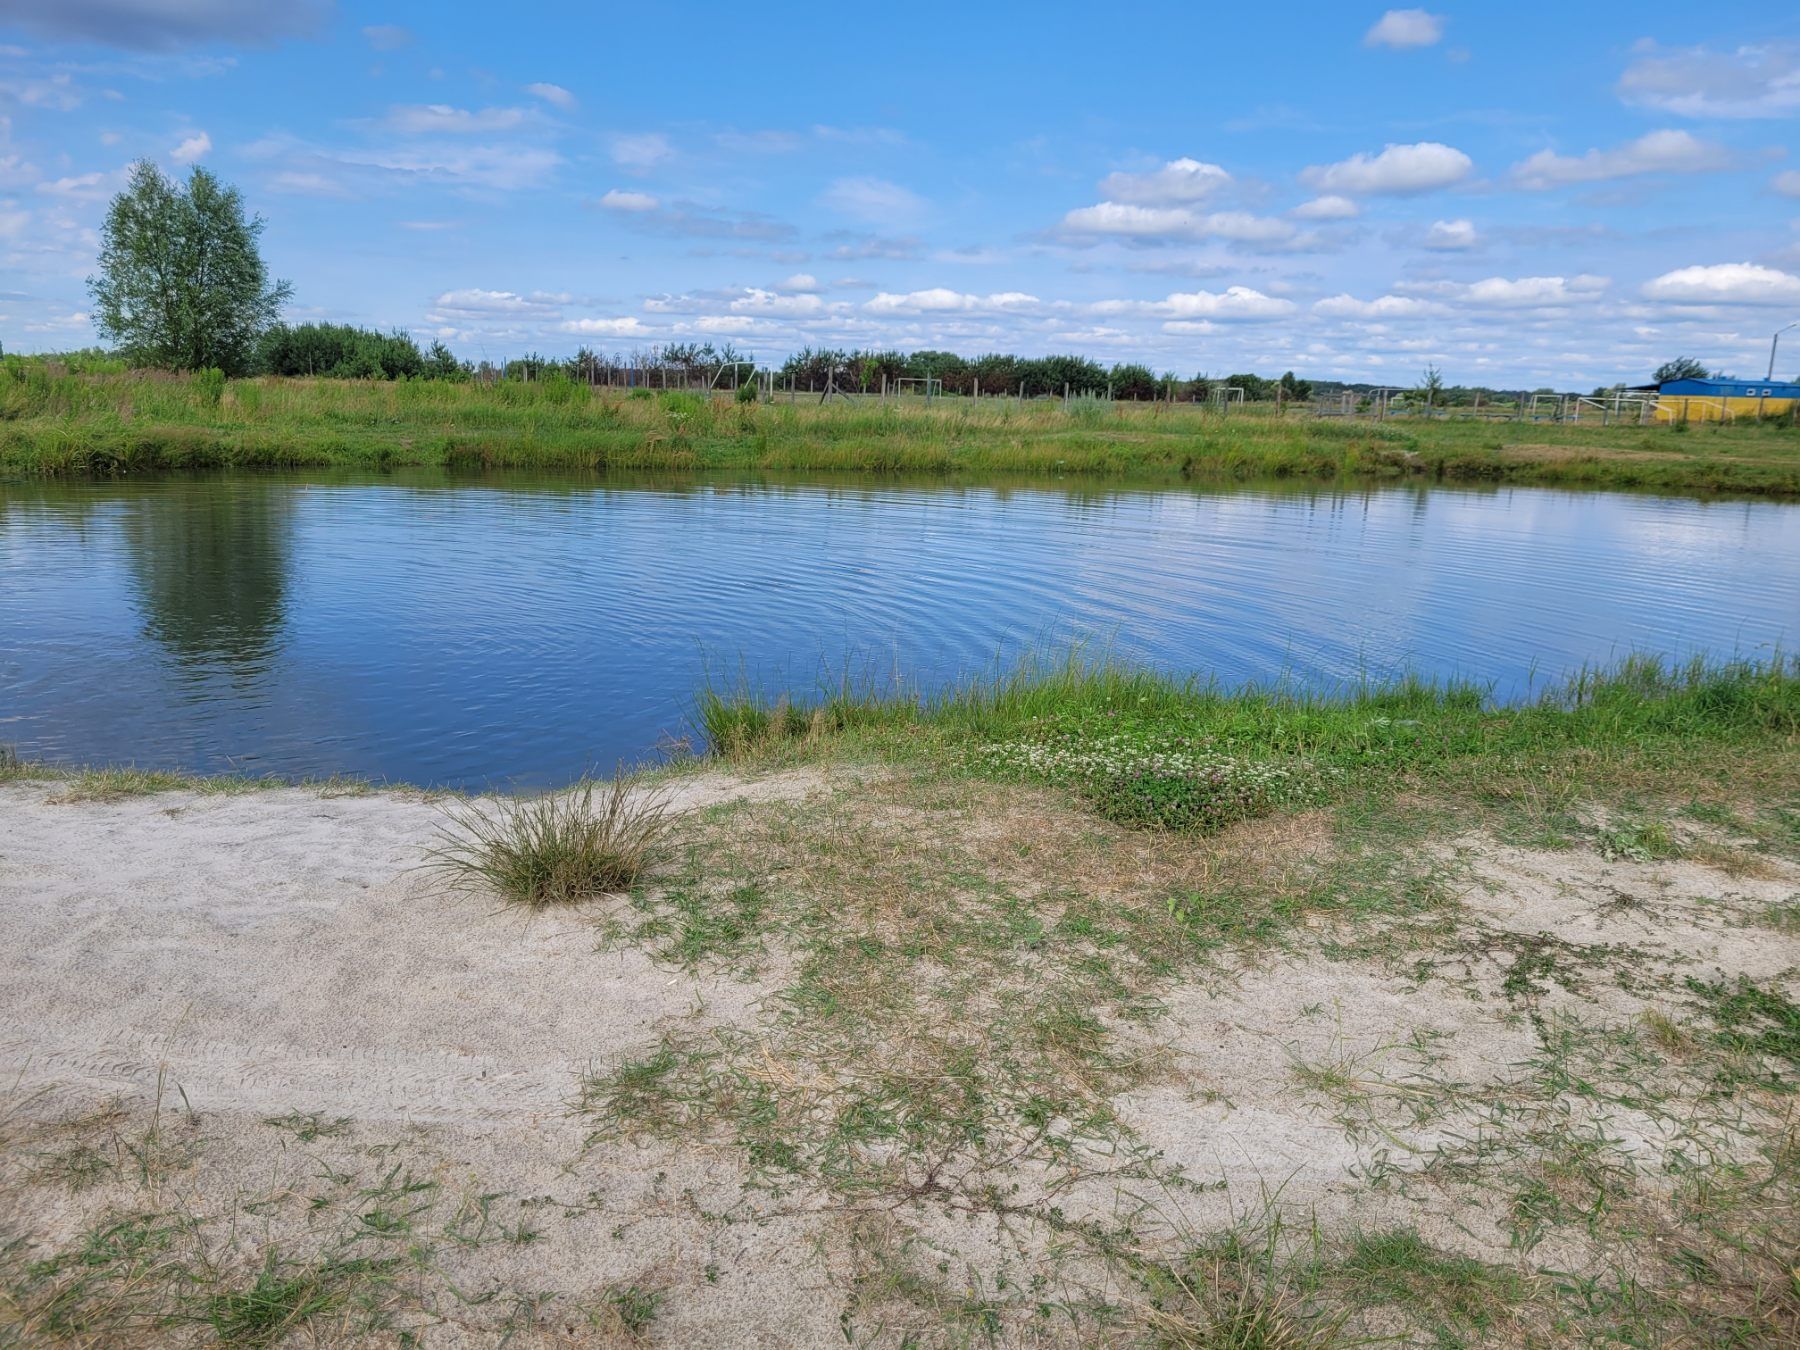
[1278,370,1312,402]
[1107,362,1159,400]
[89,161,290,374]
[1652,356,1712,384]
[1416,364,1446,407]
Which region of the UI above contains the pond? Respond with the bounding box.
[2,470,1794,788]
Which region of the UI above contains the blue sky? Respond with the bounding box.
[2,1,1799,386]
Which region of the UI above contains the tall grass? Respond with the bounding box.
[693,650,1800,783]
[429,774,670,906]
[3,367,1797,494]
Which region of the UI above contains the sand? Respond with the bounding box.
[2,775,1795,1344]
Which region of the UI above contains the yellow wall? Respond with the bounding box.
[1655,396,1796,422]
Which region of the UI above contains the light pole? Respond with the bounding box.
[1770,321,1800,381]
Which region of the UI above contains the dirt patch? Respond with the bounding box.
[1454,838,1800,992]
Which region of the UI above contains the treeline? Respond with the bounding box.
[10,327,1329,403]
[771,347,1313,402]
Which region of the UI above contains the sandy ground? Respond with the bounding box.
[1,776,1795,1344]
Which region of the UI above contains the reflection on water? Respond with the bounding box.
[1,468,1794,788]
[121,480,293,678]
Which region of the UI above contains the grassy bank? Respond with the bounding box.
[4,656,1797,1343]
[5,368,1799,495]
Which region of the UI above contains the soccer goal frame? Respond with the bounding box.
[893,377,943,402]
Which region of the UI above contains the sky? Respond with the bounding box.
[2,1,1799,387]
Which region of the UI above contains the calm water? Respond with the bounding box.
[2,470,1795,788]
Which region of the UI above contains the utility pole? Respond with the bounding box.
[1769,321,1799,381]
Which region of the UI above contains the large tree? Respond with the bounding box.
[89,161,291,374]
[1653,356,1712,383]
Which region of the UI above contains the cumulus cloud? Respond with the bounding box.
[381,105,530,135]
[1314,293,1445,319]
[1459,275,1609,307]
[170,130,210,163]
[361,24,412,52]
[1091,287,1297,322]
[783,273,819,291]
[1300,142,1471,195]
[1510,129,1722,189]
[1642,263,1800,306]
[1291,194,1358,220]
[525,82,575,110]
[1096,157,1230,205]
[0,0,331,49]
[1618,42,1800,119]
[864,288,1040,315]
[598,188,658,211]
[610,132,671,172]
[558,316,648,336]
[432,289,569,318]
[821,176,927,224]
[1422,218,1477,250]
[1364,9,1444,50]
[1060,201,1298,245]
[729,288,840,317]
[1317,275,1608,318]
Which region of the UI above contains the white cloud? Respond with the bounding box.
[558,316,648,336]
[1461,275,1609,307]
[1773,170,1800,199]
[34,172,108,201]
[692,316,761,334]
[382,105,529,135]
[1060,201,1297,244]
[1292,194,1358,220]
[1300,142,1471,195]
[525,82,575,110]
[361,24,412,51]
[432,288,568,318]
[599,188,659,212]
[864,288,1039,315]
[1314,293,1445,319]
[1510,129,1721,189]
[729,288,834,317]
[1096,157,1230,205]
[1316,275,1608,318]
[1091,287,1297,322]
[1422,218,1477,250]
[610,132,671,171]
[1364,9,1444,50]
[170,131,211,163]
[1618,42,1800,119]
[1642,263,1800,306]
[821,176,927,224]
[783,273,819,291]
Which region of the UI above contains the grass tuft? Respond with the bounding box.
[429,773,669,906]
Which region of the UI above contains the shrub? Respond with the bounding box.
[430,774,670,906]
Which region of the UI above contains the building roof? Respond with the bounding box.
[1658,376,1800,397]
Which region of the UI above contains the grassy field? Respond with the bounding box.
[4,368,1799,495]
[4,655,1797,1343]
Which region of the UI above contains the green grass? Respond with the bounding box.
[4,368,1799,494]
